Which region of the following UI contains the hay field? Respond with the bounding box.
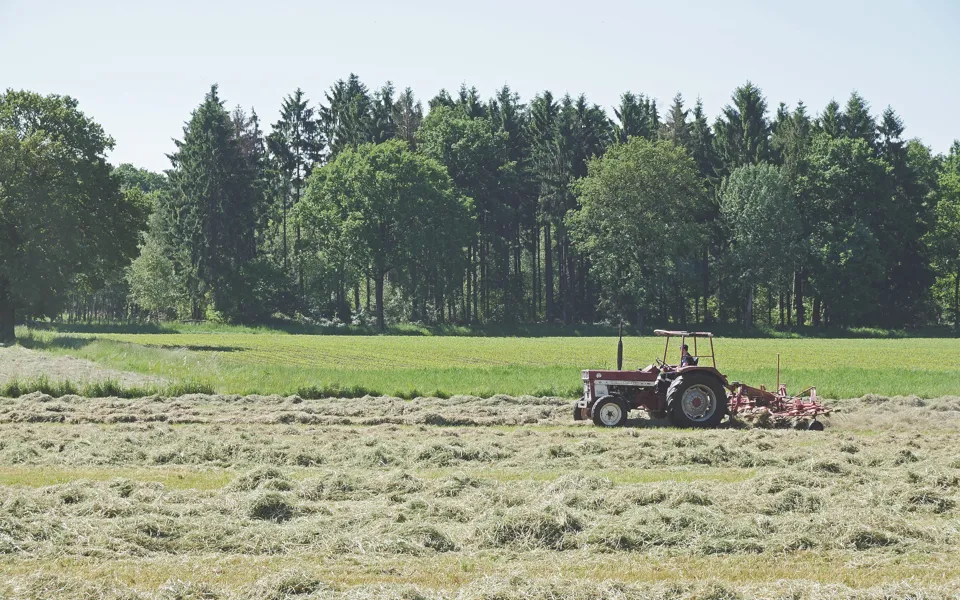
[18,330,960,399]
[0,391,958,598]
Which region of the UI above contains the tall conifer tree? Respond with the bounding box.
[163,85,261,321]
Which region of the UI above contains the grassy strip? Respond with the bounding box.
[0,465,232,490]
[15,329,960,398]
[0,375,213,399]
[418,467,757,484]
[2,550,959,591]
[0,464,753,489]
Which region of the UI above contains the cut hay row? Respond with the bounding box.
[0,391,958,429]
[0,393,957,596]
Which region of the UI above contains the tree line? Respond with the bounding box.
[2,78,959,340]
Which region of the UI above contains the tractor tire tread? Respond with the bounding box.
[666,372,727,429]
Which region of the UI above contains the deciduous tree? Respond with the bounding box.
[719,164,801,328]
[568,138,706,326]
[298,140,470,331]
[0,90,145,341]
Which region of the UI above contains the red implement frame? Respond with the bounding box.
[727,383,831,419]
[726,354,831,420]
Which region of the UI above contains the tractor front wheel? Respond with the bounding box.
[592,396,628,427]
[573,399,585,421]
[666,373,727,428]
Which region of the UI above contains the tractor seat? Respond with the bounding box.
[690,356,699,366]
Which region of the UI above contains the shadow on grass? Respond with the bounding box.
[156,344,243,353]
[619,415,753,430]
[16,332,95,351]
[623,417,674,429]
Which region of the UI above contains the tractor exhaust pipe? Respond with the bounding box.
[617,321,623,371]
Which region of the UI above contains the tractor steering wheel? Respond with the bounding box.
[655,358,667,369]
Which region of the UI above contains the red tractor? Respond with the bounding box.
[575,330,728,428]
[574,329,830,429]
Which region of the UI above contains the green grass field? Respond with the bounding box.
[16,328,960,398]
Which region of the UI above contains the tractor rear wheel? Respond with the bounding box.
[666,373,727,428]
[592,396,628,427]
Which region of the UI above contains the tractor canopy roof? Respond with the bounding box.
[653,330,714,338]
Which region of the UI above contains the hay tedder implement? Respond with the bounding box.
[574,329,832,429]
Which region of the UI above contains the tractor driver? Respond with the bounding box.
[680,344,696,367]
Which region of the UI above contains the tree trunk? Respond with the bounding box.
[465,246,472,323]
[533,222,540,319]
[0,278,14,344]
[701,250,710,323]
[745,287,754,330]
[564,234,575,325]
[813,295,822,327]
[767,289,773,325]
[514,227,522,322]
[544,221,554,321]
[366,276,371,313]
[793,269,805,326]
[375,273,385,332]
[558,231,567,324]
[786,291,792,326]
[479,226,487,319]
[954,264,960,331]
[472,242,479,323]
[282,189,288,270]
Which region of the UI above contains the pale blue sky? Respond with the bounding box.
[2,0,957,172]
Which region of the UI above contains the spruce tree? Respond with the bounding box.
[660,93,691,148]
[456,85,487,119]
[877,107,935,325]
[488,85,533,320]
[392,87,423,147]
[322,74,373,158]
[163,85,260,321]
[614,92,646,142]
[688,97,720,322]
[841,91,877,147]
[688,98,719,182]
[528,91,562,320]
[370,83,396,143]
[266,89,323,272]
[713,82,771,171]
[817,100,843,137]
[771,102,813,324]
